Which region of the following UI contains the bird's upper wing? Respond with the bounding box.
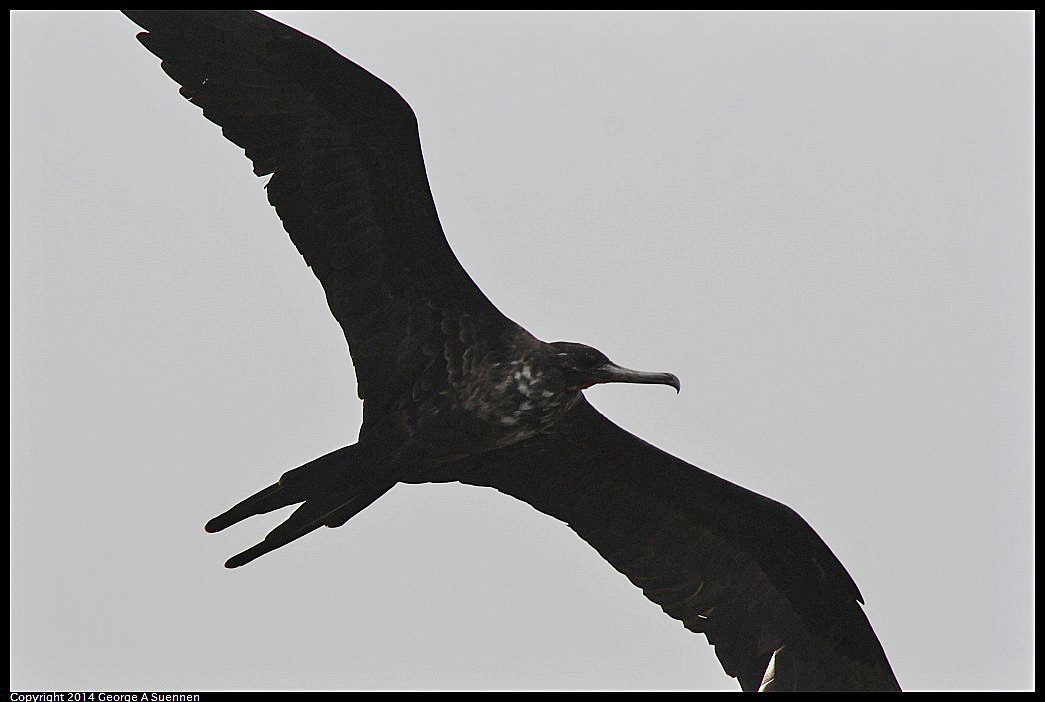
[123,10,510,412]
[454,400,900,691]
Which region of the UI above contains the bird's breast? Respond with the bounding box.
[403,350,578,460]
[394,315,576,458]
[463,358,577,439]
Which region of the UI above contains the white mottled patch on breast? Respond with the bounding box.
[446,346,577,454]
[513,364,546,400]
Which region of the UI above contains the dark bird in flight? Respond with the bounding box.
[122,10,900,691]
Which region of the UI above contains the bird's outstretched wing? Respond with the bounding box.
[122,10,510,413]
[455,400,900,691]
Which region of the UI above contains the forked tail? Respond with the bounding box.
[205,445,394,568]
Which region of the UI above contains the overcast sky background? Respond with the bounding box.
[10,10,1034,691]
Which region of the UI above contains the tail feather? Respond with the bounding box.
[322,485,391,527]
[205,482,285,534]
[204,443,393,568]
[224,503,327,568]
[205,445,356,533]
[224,483,393,568]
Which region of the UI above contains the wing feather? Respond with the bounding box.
[123,10,508,410]
[458,400,900,691]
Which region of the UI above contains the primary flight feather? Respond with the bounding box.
[122,10,900,691]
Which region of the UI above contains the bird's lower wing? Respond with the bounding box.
[456,400,900,691]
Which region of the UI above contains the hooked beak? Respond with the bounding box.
[591,362,681,393]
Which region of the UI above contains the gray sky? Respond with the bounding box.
[10,10,1034,691]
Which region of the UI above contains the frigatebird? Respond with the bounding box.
[122,10,900,691]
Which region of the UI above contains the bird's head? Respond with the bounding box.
[548,342,681,394]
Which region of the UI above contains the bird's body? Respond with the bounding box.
[388,323,579,460]
[122,10,900,691]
